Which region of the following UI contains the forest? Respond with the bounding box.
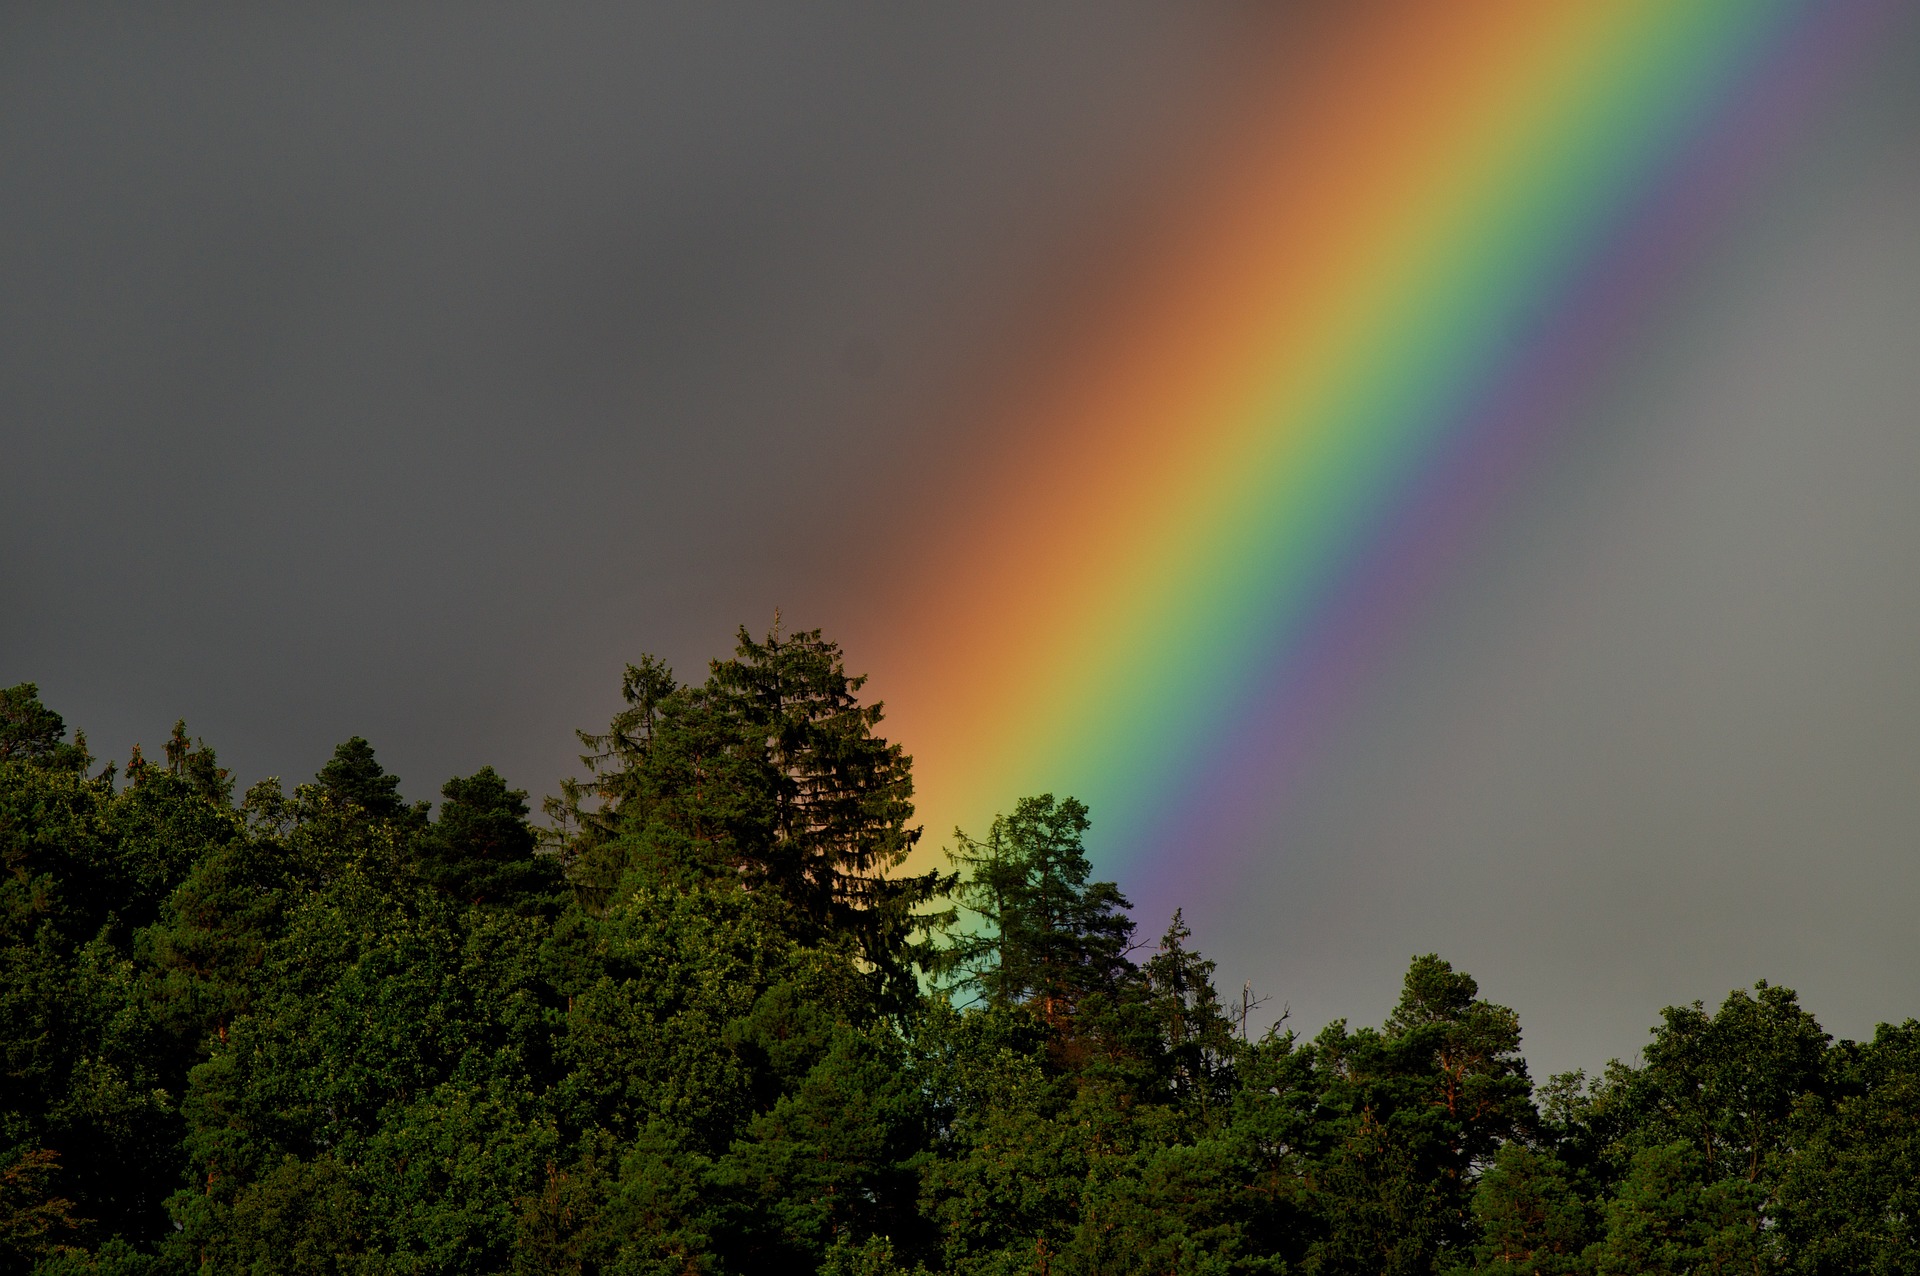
[2,627,1915,1275]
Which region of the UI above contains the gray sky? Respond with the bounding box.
[4,3,1918,1076]
[1197,26,1920,1076]
[2,1,1262,789]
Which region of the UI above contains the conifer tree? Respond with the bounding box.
[1142,909,1238,1114]
[1460,1144,1592,1275]
[314,735,418,823]
[1385,954,1534,1169]
[941,794,1134,1036]
[711,627,929,949]
[417,766,561,910]
[0,682,89,770]
[556,627,949,1000]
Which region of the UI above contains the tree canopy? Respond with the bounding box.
[1,647,1914,1275]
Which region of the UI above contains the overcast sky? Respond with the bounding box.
[4,3,1917,1076]
[2,2,1265,786]
[1193,24,1920,1076]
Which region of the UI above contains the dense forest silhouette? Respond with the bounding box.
[2,628,1915,1274]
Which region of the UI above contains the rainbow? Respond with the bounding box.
[851,0,1892,906]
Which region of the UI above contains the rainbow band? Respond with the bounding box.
[860,1,1888,894]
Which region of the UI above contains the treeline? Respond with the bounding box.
[1,630,1915,1275]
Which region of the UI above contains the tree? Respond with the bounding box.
[418,767,562,910]
[1385,954,1534,1177]
[1298,956,1533,1275]
[0,696,244,1256]
[557,627,950,1002]
[1141,909,1239,1116]
[17,637,1920,1274]
[0,1147,85,1269]
[711,627,940,966]
[164,718,233,805]
[1575,980,1830,1272]
[314,736,412,823]
[0,682,87,769]
[1631,982,1828,1184]
[1777,1019,1920,1274]
[1590,1139,1759,1276]
[940,794,1134,1038]
[1460,1144,1592,1276]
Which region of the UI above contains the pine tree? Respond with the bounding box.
[1385,954,1534,1171]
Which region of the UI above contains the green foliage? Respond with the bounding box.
[314,737,412,824]
[417,768,562,911]
[1,1148,84,1269]
[1140,911,1239,1116]
[1776,1019,1920,1275]
[553,629,950,1007]
[2,644,1917,1274]
[0,700,243,1258]
[939,794,1133,1036]
[1456,1144,1591,1275]
[161,721,232,807]
[0,684,89,772]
